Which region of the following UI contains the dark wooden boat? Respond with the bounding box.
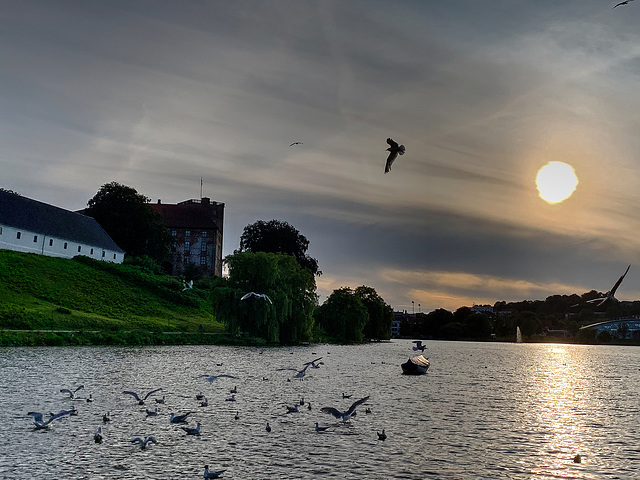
[401,354,430,375]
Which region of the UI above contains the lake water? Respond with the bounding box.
[1,340,639,479]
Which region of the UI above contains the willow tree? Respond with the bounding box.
[354,285,393,340]
[212,251,317,344]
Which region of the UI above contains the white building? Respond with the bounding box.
[0,190,125,263]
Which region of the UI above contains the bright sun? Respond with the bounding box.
[535,161,579,204]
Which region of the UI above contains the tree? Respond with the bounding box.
[314,287,368,343]
[238,220,321,275]
[85,182,171,261]
[354,285,393,340]
[211,251,316,344]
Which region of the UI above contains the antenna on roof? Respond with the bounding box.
[200,176,203,199]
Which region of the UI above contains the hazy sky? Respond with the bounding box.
[3,0,640,312]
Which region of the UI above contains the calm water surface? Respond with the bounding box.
[1,340,639,479]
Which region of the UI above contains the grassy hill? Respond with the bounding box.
[0,250,227,346]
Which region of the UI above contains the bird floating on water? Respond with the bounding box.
[131,436,156,450]
[230,386,238,394]
[155,395,166,404]
[123,388,162,405]
[315,422,330,433]
[200,397,209,407]
[146,407,158,417]
[286,404,299,414]
[377,429,387,441]
[225,394,236,402]
[321,396,370,422]
[170,412,191,423]
[412,340,427,352]
[342,393,352,399]
[198,374,239,383]
[102,411,111,423]
[182,422,201,436]
[94,426,103,443]
[384,138,405,173]
[234,411,240,420]
[203,465,226,479]
[60,385,84,399]
[86,394,94,403]
[196,392,205,400]
[265,422,271,432]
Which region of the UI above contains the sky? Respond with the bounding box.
[3,0,640,312]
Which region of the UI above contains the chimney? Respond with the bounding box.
[201,197,210,205]
[157,199,161,204]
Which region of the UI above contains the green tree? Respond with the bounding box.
[354,285,393,340]
[314,287,368,343]
[85,182,171,261]
[238,219,321,275]
[211,252,316,344]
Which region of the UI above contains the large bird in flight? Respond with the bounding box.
[586,265,631,306]
[384,138,405,173]
[612,0,635,8]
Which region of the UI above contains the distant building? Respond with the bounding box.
[471,304,495,317]
[150,197,224,277]
[0,190,125,263]
[580,318,640,339]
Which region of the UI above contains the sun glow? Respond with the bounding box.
[536,162,579,204]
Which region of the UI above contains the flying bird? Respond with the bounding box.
[320,396,370,422]
[27,410,71,430]
[131,436,156,450]
[585,265,631,306]
[289,142,303,146]
[123,388,162,405]
[197,374,239,382]
[203,465,226,479]
[240,292,273,304]
[60,385,84,399]
[412,340,427,352]
[612,0,635,9]
[384,138,405,173]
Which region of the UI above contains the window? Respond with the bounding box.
[200,255,207,265]
[184,255,190,264]
[185,230,191,237]
[90,248,94,254]
[201,243,207,252]
[102,251,105,257]
[0,226,2,235]
[16,232,21,239]
[171,230,177,237]
[64,242,68,249]
[33,235,38,243]
[184,241,190,252]
[202,231,207,238]
[77,246,82,253]
[49,239,53,247]
[113,253,116,260]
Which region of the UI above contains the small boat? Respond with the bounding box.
[401,355,430,375]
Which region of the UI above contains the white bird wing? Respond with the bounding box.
[346,396,370,416]
[241,292,257,301]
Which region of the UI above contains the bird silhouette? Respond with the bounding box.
[27,410,72,430]
[289,142,303,146]
[240,292,273,304]
[131,436,156,450]
[384,138,405,173]
[612,0,635,9]
[412,340,427,352]
[94,426,103,443]
[585,265,630,306]
[122,388,162,405]
[170,412,191,423]
[377,429,387,441]
[321,396,369,421]
[203,465,226,478]
[181,422,201,436]
[60,385,84,399]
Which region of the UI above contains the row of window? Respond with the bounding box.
[10,230,116,259]
[171,230,210,238]
[182,255,209,265]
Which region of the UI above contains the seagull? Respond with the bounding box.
[299,397,305,406]
[196,392,205,400]
[198,374,239,383]
[585,265,631,306]
[131,436,156,450]
[155,395,166,404]
[342,393,352,399]
[240,292,273,304]
[203,465,226,479]
[612,0,635,9]
[412,340,427,352]
[123,388,162,405]
[230,386,238,394]
[27,410,71,430]
[384,137,405,173]
[86,394,94,403]
[286,404,299,414]
[377,429,387,441]
[289,141,303,146]
[200,397,209,407]
[60,385,84,399]
[146,407,158,417]
[234,411,240,420]
[182,279,194,291]
[102,411,111,423]
[181,422,201,436]
[315,422,330,433]
[277,363,311,380]
[265,422,271,432]
[365,407,372,414]
[94,426,103,443]
[307,403,312,411]
[225,394,236,402]
[170,412,191,423]
[321,396,370,422]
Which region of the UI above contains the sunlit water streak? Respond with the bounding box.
[0,341,638,479]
